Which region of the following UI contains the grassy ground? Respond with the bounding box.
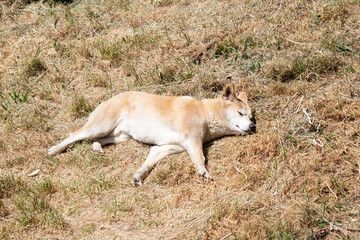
[0,0,359,239]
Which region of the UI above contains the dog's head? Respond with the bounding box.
[220,82,256,135]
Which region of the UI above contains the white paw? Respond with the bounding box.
[92,142,104,152]
[199,170,213,181]
[132,171,146,187]
[47,146,58,156]
[204,172,213,181]
[132,177,143,187]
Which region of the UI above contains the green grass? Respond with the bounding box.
[0,200,8,217]
[266,221,297,240]
[25,58,47,77]
[0,175,25,198]
[85,173,118,197]
[38,178,56,194]
[269,53,343,82]
[0,175,66,230]
[71,95,94,118]
[103,197,133,221]
[12,191,66,229]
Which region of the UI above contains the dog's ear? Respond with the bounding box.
[238,91,248,105]
[221,82,236,101]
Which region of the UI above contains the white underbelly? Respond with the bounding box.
[125,119,182,145]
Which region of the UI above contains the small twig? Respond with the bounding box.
[306,228,329,240]
[220,233,232,240]
[324,180,338,199]
[235,166,248,181]
[280,92,298,116]
[273,0,282,16]
[28,169,40,177]
[347,227,360,232]
[285,38,313,46]
[296,96,304,113]
[329,222,349,236]
[302,108,313,125]
[159,192,173,217]
[312,138,324,147]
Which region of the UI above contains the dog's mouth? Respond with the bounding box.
[235,124,247,132]
[236,125,256,134]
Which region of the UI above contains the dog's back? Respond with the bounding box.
[89,91,205,146]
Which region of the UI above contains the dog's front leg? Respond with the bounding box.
[183,139,212,180]
[132,145,184,186]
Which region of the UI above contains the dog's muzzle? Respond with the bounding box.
[249,123,256,133]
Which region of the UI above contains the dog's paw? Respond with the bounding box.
[92,142,104,153]
[199,170,213,181]
[204,173,213,181]
[132,177,142,187]
[47,146,58,156]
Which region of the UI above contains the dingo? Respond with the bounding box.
[48,82,255,186]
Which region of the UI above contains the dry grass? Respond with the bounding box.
[1,0,359,239]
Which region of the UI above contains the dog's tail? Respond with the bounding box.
[47,119,117,156]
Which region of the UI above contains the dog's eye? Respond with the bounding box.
[237,111,243,116]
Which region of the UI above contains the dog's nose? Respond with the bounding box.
[249,123,256,132]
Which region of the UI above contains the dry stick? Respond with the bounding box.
[9,36,25,59]
[164,27,173,46]
[283,95,305,138]
[159,191,173,217]
[234,166,248,181]
[324,218,360,234]
[283,93,304,121]
[312,138,324,147]
[324,180,338,199]
[327,221,350,236]
[280,92,298,116]
[346,227,360,232]
[296,96,304,113]
[273,0,282,16]
[302,108,313,125]
[302,108,325,147]
[285,38,314,46]
[220,232,232,240]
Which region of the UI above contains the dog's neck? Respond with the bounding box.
[201,99,235,142]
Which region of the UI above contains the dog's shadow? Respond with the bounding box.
[203,142,214,165]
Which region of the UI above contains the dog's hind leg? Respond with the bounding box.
[92,132,131,152]
[48,121,117,156]
[132,145,185,187]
